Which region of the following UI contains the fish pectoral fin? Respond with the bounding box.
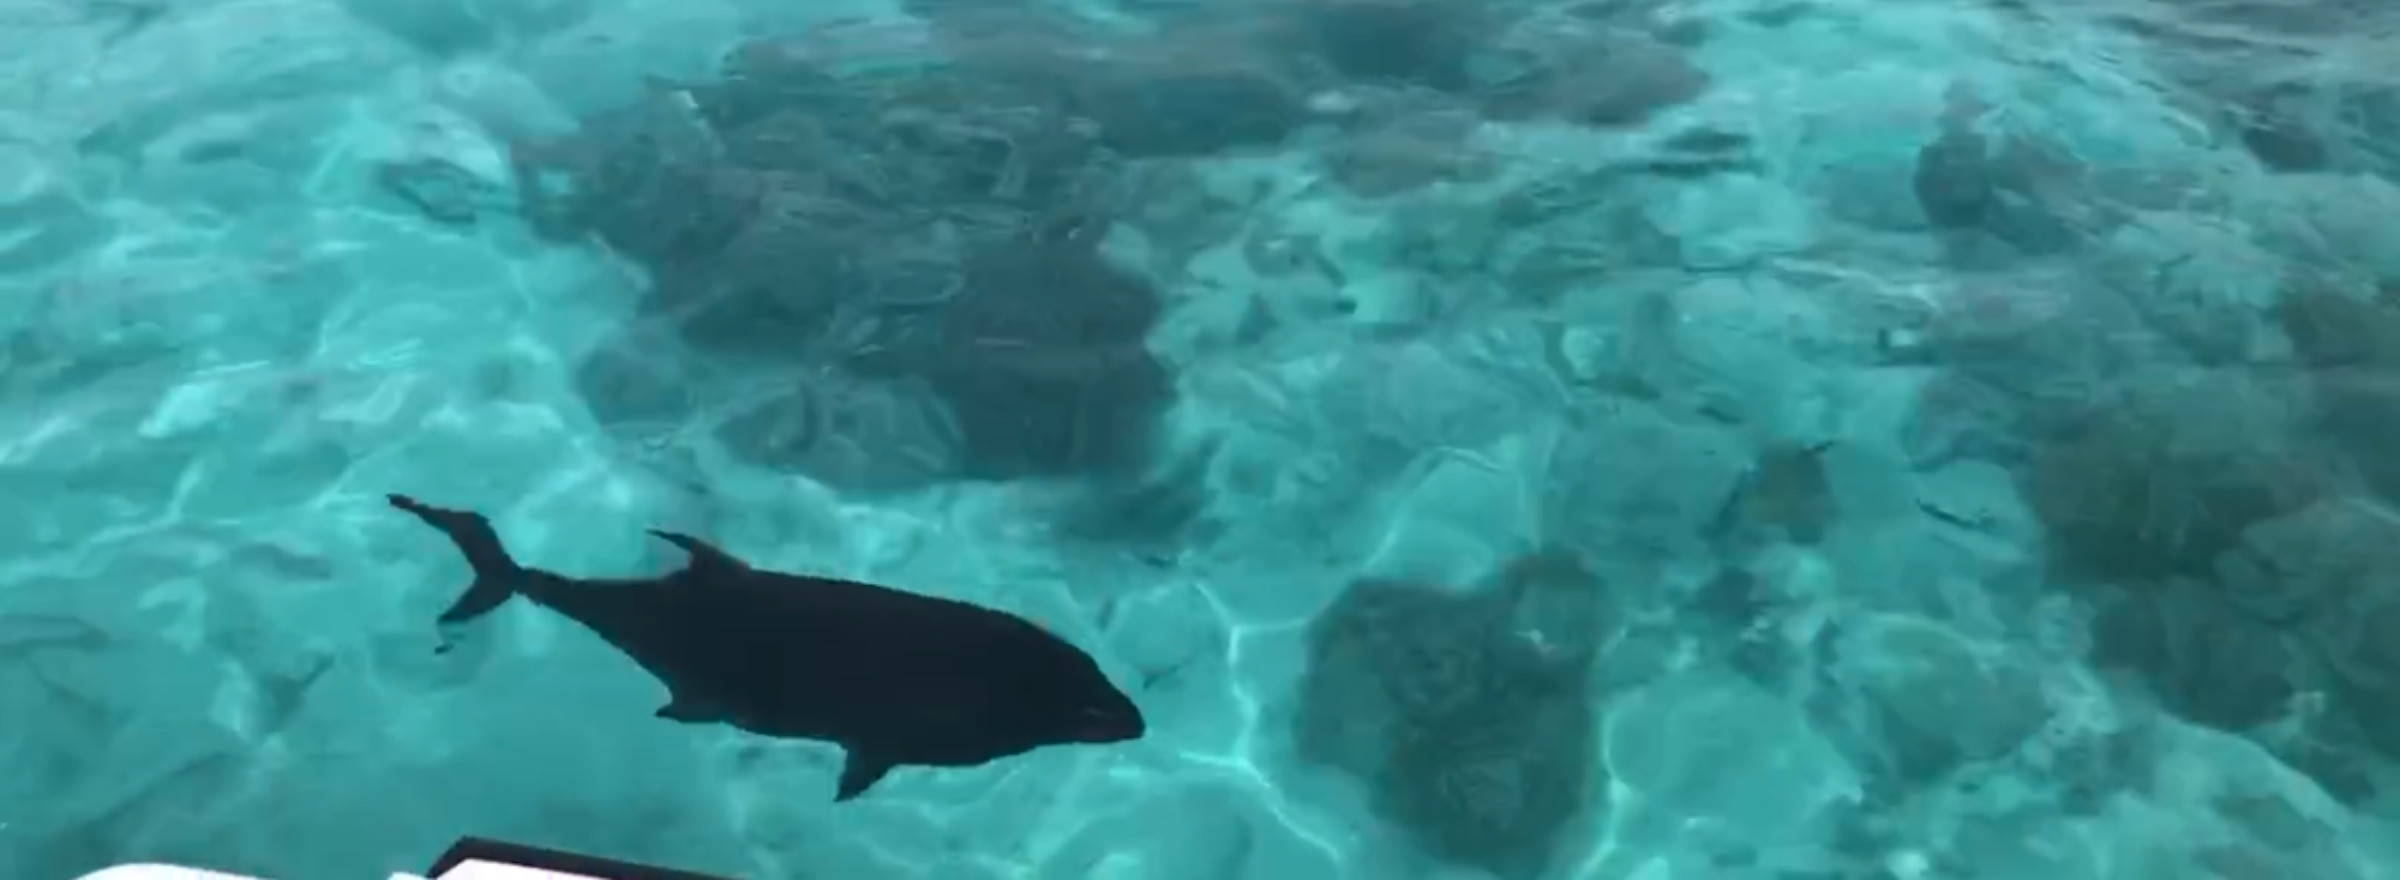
[653,696,729,724]
[834,747,898,802]
[646,530,752,580]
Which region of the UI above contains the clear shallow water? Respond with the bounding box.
[1,0,2396,877]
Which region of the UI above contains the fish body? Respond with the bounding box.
[385,494,1145,800]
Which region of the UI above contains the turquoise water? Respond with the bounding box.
[3,0,2398,876]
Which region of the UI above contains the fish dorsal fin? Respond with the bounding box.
[647,530,752,580]
[654,694,729,724]
[835,746,899,802]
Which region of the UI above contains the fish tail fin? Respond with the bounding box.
[387,494,532,625]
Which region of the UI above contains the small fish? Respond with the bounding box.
[384,494,1147,801]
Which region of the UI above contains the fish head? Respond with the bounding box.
[1022,646,1147,744]
[1058,680,1147,744]
[994,621,1149,747]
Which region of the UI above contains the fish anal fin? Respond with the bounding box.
[647,530,752,580]
[654,695,729,724]
[835,747,898,802]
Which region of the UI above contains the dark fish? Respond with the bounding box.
[384,493,1147,801]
